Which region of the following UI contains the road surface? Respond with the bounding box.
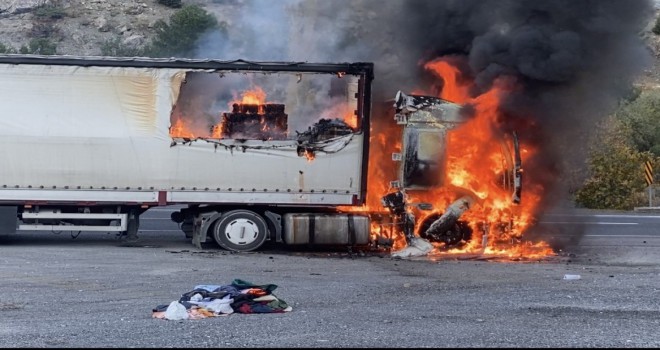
[0,207,658,348]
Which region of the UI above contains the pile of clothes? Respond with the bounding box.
[152,279,292,320]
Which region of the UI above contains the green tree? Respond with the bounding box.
[616,89,660,157]
[574,115,652,210]
[145,5,221,58]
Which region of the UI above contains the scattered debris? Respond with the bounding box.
[163,301,188,320]
[563,274,581,280]
[152,279,291,320]
[220,103,288,140]
[393,91,459,116]
[391,237,434,258]
[296,118,355,158]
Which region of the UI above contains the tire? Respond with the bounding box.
[418,212,472,247]
[212,210,268,252]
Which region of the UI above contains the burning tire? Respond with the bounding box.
[212,210,268,252]
[418,212,472,247]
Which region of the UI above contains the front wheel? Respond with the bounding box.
[212,210,268,252]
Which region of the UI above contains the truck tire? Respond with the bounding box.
[212,210,268,252]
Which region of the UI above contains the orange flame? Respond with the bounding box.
[211,123,224,138]
[171,86,272,140]
[343,109,358,129]
[319,101,358,130]
[304,149,316,162]
[341,57,553,260]
[338,110,406,249]
[419,58,552,259]
[170,118,196,139]
[230,86,269,114]
[239,86,267,105]
[424,59,471,102]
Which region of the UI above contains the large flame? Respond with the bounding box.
[169,86,275,139]
[421,59,553,259]
[342,57,554,260]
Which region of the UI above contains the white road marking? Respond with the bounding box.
[538,221,638,225]
[544,214,660,219]
[583,234,659,237]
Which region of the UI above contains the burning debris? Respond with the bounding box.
[511,131,522,205]
[219,103,288,140]
[168,77,361,150]
[381,189,436,259]
[420,195,476,246]
[295,118,355,159]
[296,118,354,143]
[380,190,415,243]
[383,190,479,258]
[393,91,463,126]
[394,91,459,116]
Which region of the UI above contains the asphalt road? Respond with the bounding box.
[0,207,659,348]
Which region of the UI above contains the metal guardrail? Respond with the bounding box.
[635,184,660,211]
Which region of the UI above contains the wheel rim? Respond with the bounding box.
[223,218,260,246]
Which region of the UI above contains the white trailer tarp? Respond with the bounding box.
[0,63,364,205]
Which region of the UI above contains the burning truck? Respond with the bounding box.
[0,54,551,258]
[360,59,554,260]
[0,55,373,252]
[375,92,528,258]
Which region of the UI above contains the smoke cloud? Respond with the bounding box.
[195,0,653,213]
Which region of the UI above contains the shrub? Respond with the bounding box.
[653,16,660,35]
[30,21,60,39]
[145,5,221,58]
[0,43,16,54]
[34,5,66,20]
[574,116,652,209]
[100,37,145,57]
[19,38,57,55]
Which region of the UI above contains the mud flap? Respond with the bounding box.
[0,206,17,234]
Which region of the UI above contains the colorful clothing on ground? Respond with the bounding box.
[152,279,291,320]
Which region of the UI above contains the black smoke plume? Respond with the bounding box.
[196,0,653,246]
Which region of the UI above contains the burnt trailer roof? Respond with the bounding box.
[0,54,374,78]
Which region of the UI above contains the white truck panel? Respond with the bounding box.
[0,62,364,204]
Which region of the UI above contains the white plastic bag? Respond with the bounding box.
[164,301,189,320]
[563,274,581,280]
[391,237,434,258]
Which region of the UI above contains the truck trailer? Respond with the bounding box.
[0,55,374,251]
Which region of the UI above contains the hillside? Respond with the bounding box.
[0,0,241,56]
[1,0,659,86]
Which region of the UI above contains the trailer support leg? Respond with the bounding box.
[125,209,139,242]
